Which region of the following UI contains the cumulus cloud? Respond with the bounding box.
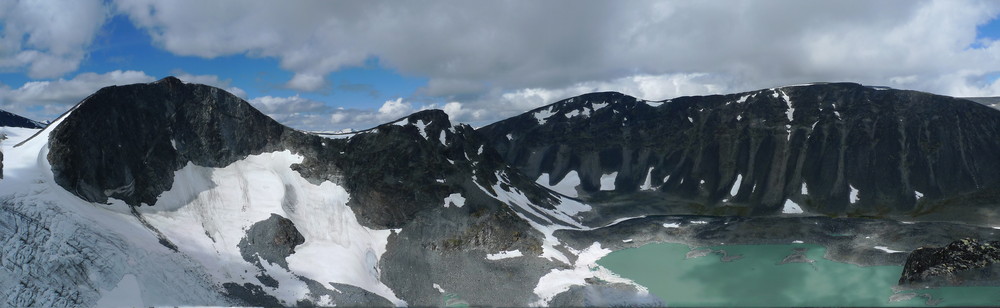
[0,70,154,120]
[111,0,1000,98]
[0,70,249,122]
[0,0,108,78]
[247,95,333,129]
[6,1,1000,129]
[319,98,422,130]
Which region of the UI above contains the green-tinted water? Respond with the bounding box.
[596,243,1000,307]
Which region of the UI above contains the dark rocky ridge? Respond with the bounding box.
[899,238,1000,287]
[0,108,44,129]
[479,84,1000,218]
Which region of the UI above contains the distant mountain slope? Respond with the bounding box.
[963,96,1000,110]
[0,109,43,179]
[0,109,44,129]
[479,83,1000,218]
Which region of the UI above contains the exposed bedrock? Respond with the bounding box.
[479,84,1000,217]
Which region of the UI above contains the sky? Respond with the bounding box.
[1,0,1000,131]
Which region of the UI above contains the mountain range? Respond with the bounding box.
[2,77,1000,306]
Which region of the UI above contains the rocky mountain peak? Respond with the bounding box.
[47,78,291,206]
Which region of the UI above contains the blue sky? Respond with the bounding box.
[2,1,1000,130]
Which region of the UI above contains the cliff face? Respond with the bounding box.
[479,83,1000,217]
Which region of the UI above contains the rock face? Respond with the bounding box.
[48,77,293,206]
[479,84,1000,217]
[899,238,1000,286]
[0,109,44,129]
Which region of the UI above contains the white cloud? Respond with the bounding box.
[0,0,108,78]
[109,0,1000,99]
[286,73,327,92]
[0,70,155,120]
[250,95,328,115]
[0,70,252,122]
[376,98,412,120]
[6,1,1000,130]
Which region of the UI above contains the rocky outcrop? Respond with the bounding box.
[479,84,1000,217]
[899,238,1000,287]
[47,77,295,206]
[238,214,305,269]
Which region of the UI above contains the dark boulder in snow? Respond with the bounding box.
[239,214,305,269]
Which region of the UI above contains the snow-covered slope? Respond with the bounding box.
[1,111,231,307]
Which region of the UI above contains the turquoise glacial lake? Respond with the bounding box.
[596,243,1000,307]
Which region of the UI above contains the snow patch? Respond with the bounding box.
[536,171,581,198]
[849,185,860,203]
[780,89,793,122]
[413,119,430,139]
[532,242,643,306]
[730,174,742,197]
[662,223,681,228]
[443,193,466,208]
[534,107,555,124]
[782,199,804,214]
[599,172,618,191]
[645,101,663,107]
[639,168,655,191]
[432,283,446,294]
[792,240,804,244]
[438,131,447,146]
[486,250,523,260]
[874,246,905,253]
[915,190,924,199]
